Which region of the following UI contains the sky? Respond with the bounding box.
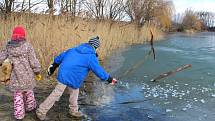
[173,0,215,13]
[0,0,214,14]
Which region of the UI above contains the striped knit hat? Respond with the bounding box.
[88,36,100,49]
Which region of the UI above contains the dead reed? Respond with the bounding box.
[0,13,163,71]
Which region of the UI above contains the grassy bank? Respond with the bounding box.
[0,13,163,71]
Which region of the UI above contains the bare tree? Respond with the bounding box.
[124,0,173,28]
[124,0,158,25]
[71,0,77,16]
[1,0,15,13]
[0,2,4,13]
[154,0,173,29]
[105,0,125,20]
[173,13,183,24]
[182,9,203,31]
[83,0,107,19]
[47,0,54,14]
[0,0,14,19]
[60,0,70,14]
[124,0,143,23]
[197,11,215,28]
[21,0,25,11]
[29,0,45,12]
[81,0,125,20]
[143,0,157,23]
[11,0,45,12]
[60,0,79,16]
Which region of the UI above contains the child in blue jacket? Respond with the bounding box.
[36,36,117,120]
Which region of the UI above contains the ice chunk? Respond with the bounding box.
[186,90,190,94]
[147,114,154,119]
[194,98,198,102]
[125,83,129,89]
[153,93,159,98]
[200,99,205,103]
[192,87,196,90]
[145,94,151,98]
[166,109,173,112]
[182,108,187,111]
[186,104,192,109]
[164,94,168,98]
[164,101,171,105]
[202,87,209,92]
[211,94,215,97]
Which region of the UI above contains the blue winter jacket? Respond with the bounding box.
[54,43,110,89]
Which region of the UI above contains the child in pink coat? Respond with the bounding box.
[0,26,41,120]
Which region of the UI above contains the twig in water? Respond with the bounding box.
[78,98,153,106]
[118,98,153,104]
[117,30,156,79]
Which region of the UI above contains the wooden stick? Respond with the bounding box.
[151,64,192,82]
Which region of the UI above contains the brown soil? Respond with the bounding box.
[0,74,97,121]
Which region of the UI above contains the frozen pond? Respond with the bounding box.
[84,32,215,121]
[1,32,215,121]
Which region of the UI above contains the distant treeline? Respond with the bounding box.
[1,1,213,33]
[171,9,215,32]
[0,0,174,31]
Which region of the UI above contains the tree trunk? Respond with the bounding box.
[28,0,31,12]
[5,0,14,13]
[47,0,54,14]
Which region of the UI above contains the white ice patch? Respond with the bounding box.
[200,99,205,103]
[186,104,192,109]
[144,75,148,78]
[166,109,173,113]
[211,94,215,97]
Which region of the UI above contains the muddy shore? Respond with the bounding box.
[0,73,101,121]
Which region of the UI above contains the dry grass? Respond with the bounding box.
[0,13,163,71]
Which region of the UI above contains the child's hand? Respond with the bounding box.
[35,74,42,81]
[47,63,59,76]
[110,78,117,85]
[107,77,118,85]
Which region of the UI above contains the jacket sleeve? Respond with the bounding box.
[28,44,41,73]
[54,50,67,65]
[88,55,110,81]
[0,50,8,64]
